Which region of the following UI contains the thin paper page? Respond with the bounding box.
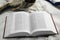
[4,13,15,37]
[14,12,30,33]
[30,12,47,32]
[44,12,57,33]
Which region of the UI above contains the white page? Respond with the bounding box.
[4,13,15,37]
[30,11,57,34]
[4,12,30,37]
[44,12,57,33]
[30,11,47,33]
[14,12,30,33]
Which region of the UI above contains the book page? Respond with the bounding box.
[4,12,30,37]
[30,11,47,33]
[14,12,30,33]
[4,13,15,37]
[30,11,57,34]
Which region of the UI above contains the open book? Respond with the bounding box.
[3,11,58,38]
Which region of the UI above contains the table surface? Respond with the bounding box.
[0,0,60,40]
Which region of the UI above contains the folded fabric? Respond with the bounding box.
[46,0,60,6]
[0,0,8,12]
